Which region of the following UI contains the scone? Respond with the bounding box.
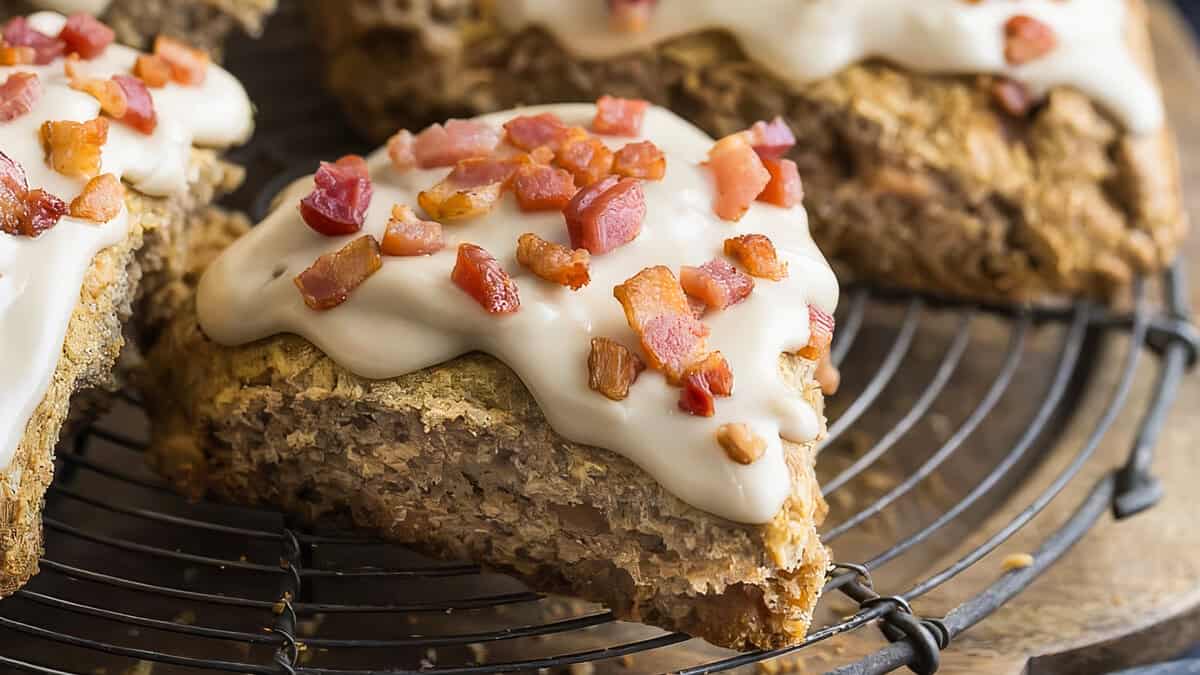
[0,10,253,598]
[143,102,836,649]
[306,0,1184,301]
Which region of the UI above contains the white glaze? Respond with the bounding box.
[496,0,1163,135]
[197,104,839,524]
[0,12,253,473]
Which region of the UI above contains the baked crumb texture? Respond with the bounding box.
[307,0,1184,301]
[0,152,242,599]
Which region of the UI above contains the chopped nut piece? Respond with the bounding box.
[300,155,373,236]
[815,354,840,396]
[724,234,788,280]
[40,117,108,179]
[387,129,416,172]
[680,258,754,311]
[556,133,615,187]
[381,204,443,256]
[154,35,209,85]
[607,0,656,33]
[564,175,645,254]
[612,140,666,180]
[707,133,770,221]
[716,423,767,465]
[3,17,64,65]
[516,232,590,290]
[513,164,577,211]
[452,243,521,314]
[758,158,804,208]
[503,112,570,152]
[69,173,123,221]
[1001,553,1035,572]
[294,235,382,310]
[587,337,645,401]
[592,95,650,136]
[133,54,170,88]
[743,117,796,160]
[418,156,525,221]
[413,119,501,168]
[0,45,35,66]
[0,72,41,122]
[112,74,156,133]
[613,266,709,383]
[1004,15,1056,65]
[59,13,114,59]
[798,305,835,361]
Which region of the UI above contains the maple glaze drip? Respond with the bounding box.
[496,0,1163,134]
[0,12,253,473]
[197,104,839,524]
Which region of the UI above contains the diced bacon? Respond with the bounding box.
[59,13,114,59]
[743,117,796,160]
[452,242,521,314]
[294,235,382,310]
[66,58,127,117]
[445,155,526,188]
[529,145,555,165]
[0,45,35,66]
[387,129,416,172]
[716,423,767,464]
[0,72,41,122]
[563,175,645,255]
[413,119,500,168]
[1004,15,1056,66]
[154,35,209,85]
[707,133,770,221]
[418,156,525,221]
[0,151,28,194]
[133,54,171,88]
[607,0,656,33]
[724,233,788,280]
[503,112,570,152]
[679,373,716,417]
[798,304,835,361]
[0,151,28,235]
[20,189,67,236]
[69,173,123,221]
[592,95,649,136]
[516,232,590,290]
[40,117,108,179]
[3,17,65,65]
[381,204,443,256]
[556,133,614,186]
[513,164,576,211]
[612,140,665,180]
[588,337,645,401]
[112,75,156,133]
[757,158,803,208]
[679,258,754,310]
[300,154,373,236]
[678,353,733,417]
[613,266,709,382]
[692,351,733,396]
[688,295,707,320]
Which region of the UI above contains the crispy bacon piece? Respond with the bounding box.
[69,173,123,221]
[387,129,416,172]
[757,158,804,208]
[452,243,521,314]
[0,45,35,66]
[40,117,108,179]
[294,235,383,310]
[503,112,570,152]
[0,72,41,122]
[414,119,501,168]
[679,353,735,417]
[613,266,709,382]
[688,295,707,320]
[1004,15,1056,65]
[3,17,65,65]
[513,164,576,211]
[529,145,555,165]
[724,233,788,281]
[680,258,754,310]
[744,117,796,160]
[133,54,171,88]
[300,155,373,236]
[112,75,156,134]
[154,35,209,85]
[381,204,443,256]
[556,133,614,186]
[592,95,649,136]
[21,189,67,236]
[418,156,525,221]
[716,423,767,465]
[607,0,656,33]
[516,232,590,290]
[612,140,665,180]
[563,175,645,255]
[66,58,128,118]
[59,13,114,59]
[0,151,29,235]
[798,305,835,361]
[707,133,770,221]
[588,337,645,401]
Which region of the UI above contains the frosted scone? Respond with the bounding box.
[0,11,253,597]
[307,0,1183,301]
[144,102,837,649]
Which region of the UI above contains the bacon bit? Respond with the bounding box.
[516,232,590,290]
[59,13,114,59]
[513,164,577,211]
[2,17,65,65]
[1004,15,1056,65]
[758,158,804,208]
[300,155,373,236]
[990,77,1035,117]
[66,56,128,117]
[529,145,555,165]
[387,129,416,172]
[707,133,770,221]
[680,258,754,311]
[815,354,840,396]
[418,156,525,221]
[612,140,665,180]
[564,175,645,255]
[40,117,108,179]
[153,35,209,85]
[69,173,123,221]
[556,133,614,186]
[452,243,521,314]
[680,353,734,417]
[588,337,645,401]
[381,204,443,256]
[503,112,570,152]
[21,189,67,236]
[798,305,835,361]
[692,351,733,396]
[608,0,656,33]
[413,119,501,168]
[688,295,707,320]
[133,54,171,88]
[0,152,62,237]
[613,266,709,382]
[112,74,156,133]
[724,234,788,281]
[592,95,650,136]
[0,45,35,66]
[744,117,796,160]
[294,235,383,310]
[0,72,41,122]
[716,423,767,465]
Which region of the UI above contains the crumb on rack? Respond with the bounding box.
[1001,553,1035,571]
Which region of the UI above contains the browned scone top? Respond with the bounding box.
[306,0,1185,302]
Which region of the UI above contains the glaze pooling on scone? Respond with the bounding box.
[0,11,253,471]
[497,0,1162,135]
[197,104,838,525]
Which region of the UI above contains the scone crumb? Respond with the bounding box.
[1001,553,1035,572]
